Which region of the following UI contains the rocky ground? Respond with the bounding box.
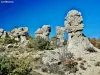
[0,10,100,75]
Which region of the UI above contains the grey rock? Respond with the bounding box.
[65,10,100,57]
[64,10,83,33]
[35,25,51,39]
[56,26,65,47]
[6,44,14,48]
[1,31,8,39]
[9,27,29,42]
[0,28,8,38]
[10,27,28,36]
[0,28,4,33]
[42,50,61,65]
[0,33,3,37]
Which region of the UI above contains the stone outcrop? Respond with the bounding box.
[0,28,8,39]
[56,26,65,47]
[65,10,100,57]
[9,27,29,43]
[35,25,51,39]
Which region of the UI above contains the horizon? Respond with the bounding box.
[0,0,100,38]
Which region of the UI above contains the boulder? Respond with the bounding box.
[0,28,8,38]
[56,26,65,47]
[0,28,4,33]
[9,27,29,43]
[35,25,51,39]
[1,31,8,39]
[65,10,100,57]
[41,50,61,65]
[6,44,14,48]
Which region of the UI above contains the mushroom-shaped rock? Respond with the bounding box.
[35,25,51,39]
[56,26,65,46]
[65,10,100,57]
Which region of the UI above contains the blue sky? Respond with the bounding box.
[0,0,100,38]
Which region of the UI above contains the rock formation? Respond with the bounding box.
[65,10,100,57]
[35,25,51,39]
[0,28,8,39]
[56,26,65,47]
[9,27,29,43]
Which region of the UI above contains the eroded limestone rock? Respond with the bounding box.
[9,27,29,43]
[35,25,51,39]
[56,26,65,47]
[0,28,8,39]
[65,10,100,57]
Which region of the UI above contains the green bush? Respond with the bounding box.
[50,36,67,49]
[0,55,32,75]
[0,39,4,44]
[27,37,50,50]
[3,38,17,44]
[50,36,58,49]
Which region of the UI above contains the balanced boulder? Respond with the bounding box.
[35,25,51,39]
[65,10,100,57]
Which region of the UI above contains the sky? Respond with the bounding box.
[0,0,100,38]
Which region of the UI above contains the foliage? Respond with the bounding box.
[50,36,58,49]
[27,37,50,50]
[50,36,67,49]
[0,55,32,75]
[0,39,4,44]
[3,38,17,45]
[0,47,6,52]
[63,59,78,73]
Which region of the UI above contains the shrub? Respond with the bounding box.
[0,47,6,52]
[63,59,78,73]
[50,36,58,49]
[50,36,67,49]
[0,55,32,75]
[3,38,17,44]
[27,37,50,50]
[0,39,4,44]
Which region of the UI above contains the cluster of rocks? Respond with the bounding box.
[33,10,100,75]
[0,28,8,39]
[64,10,100,57]
[0,27,29,43]
[9,27,29,43]
[0,9,100,75]
[35,25,51,40]
[0,27,29,48]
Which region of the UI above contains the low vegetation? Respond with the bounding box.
[0,55,32,75]
[0,38,17,45]
[3,38,17,44]
[27,37,50,50]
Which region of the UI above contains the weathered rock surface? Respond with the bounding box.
[34,10,100,75]
[56,26,65,47]
[9,27,29,43]
[0,10,100,75]
[0,28,8,38]
[65,10,100,57]
[35,25,51,39]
